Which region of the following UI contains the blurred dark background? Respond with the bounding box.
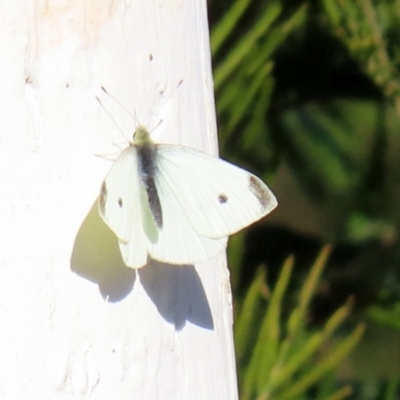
[208,0,400,398]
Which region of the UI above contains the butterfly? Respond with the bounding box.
[99,125,277,268]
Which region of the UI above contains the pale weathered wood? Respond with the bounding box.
[0,0,238,398]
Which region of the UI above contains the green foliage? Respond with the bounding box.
[322,0,400,110]
[275,98,400,239]
[235,247,365,400]
[211,0,307,163]
[368,302,400,332]
[209,0,400,398]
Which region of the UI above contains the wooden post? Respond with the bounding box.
[0,1,238,398]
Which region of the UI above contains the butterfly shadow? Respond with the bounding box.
[71,201,136,302]
[139,260,214,331]
[70,201,213,330]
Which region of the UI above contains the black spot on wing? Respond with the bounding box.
[118,197,123,207]
[218,194,228,204]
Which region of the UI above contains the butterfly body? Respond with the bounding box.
[136,139,163,229]
[99,126,277,269]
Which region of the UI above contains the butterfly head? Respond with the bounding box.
[133,125,153,146]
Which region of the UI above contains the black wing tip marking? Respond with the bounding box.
[248,175,274,211]
[99,181,107,215]
[99,181,124,215]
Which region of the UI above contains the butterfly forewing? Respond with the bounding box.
[155,145,277,239]
[99,146,149,268]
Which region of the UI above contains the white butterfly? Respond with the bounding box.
[99,126,277,268]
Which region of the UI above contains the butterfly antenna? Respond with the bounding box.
[160,79,183,100]
[148,79,183,131]
[100,86,135,121]
[96,95,127,139]
[149,119,163,135]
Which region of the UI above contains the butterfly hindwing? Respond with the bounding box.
[147,167,228,264]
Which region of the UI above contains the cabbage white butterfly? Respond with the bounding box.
[99,125,277,269]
